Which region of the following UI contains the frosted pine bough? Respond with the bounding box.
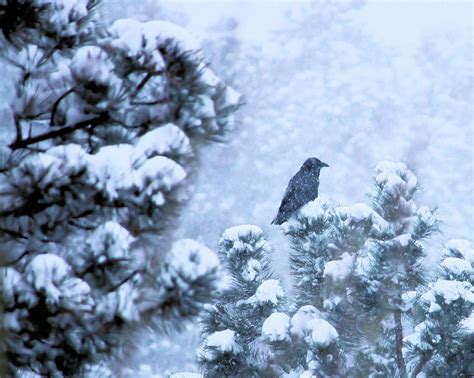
[0,0,240,375]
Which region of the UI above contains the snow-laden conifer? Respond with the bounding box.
[405,240,473,376]
[198,225,286,377]
[283,161,438,377]
[0,1,240,375]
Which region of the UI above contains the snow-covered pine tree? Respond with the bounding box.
[348,162,438,377]
[0,1,240,375]
[283,196,374,376]
[198,225,286,377]
[283,161,439,377]
[405,239,474,377]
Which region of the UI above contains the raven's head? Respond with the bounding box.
[303,157,329,170]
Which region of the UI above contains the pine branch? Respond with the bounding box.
[50,87,75,126]
[9,113,107,150]
[130,72,153,99]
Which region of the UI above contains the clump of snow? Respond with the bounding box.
[165,239,219,283]
[308,318,339,347]
[106,19,165,73]
[70,46,113,87]
[324,252,353,281]
[423,279,474,304]
[335,203,388,232]
[135,156,186,204]
[86,144,137,199]
[428,302,441,313]
[86,221,135,263]
[262,312,290,342]
[248,279,284,305]
[217,274,233,292]
[218,85,242,111]
[133,123,192,163]
[290,305,324,338]
[392,233,412,247]
[59,276,93,310]
[25,254,71,305]
[441,257,472,276]
[299,195,332,219]
[202,329,241,359]
[402,290,418,310]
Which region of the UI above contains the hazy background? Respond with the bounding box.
[2,1,471,376]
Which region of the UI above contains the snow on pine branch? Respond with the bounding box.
[5,124,190,229]
[105,19,200,73]
[262,312,290,342]
[0,0,99,46]
[199,329,241,361]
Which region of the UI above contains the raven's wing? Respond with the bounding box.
[273,170,319,224]
[280,176,319,213]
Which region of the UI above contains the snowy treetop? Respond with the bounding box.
[220,224,265,242]
[219,225,271,260]
[374,160,417,197]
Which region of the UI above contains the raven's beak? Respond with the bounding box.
[321,161,329,168]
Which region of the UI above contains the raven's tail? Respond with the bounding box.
[271,211,288,225]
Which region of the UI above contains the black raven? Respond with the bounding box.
[272,157,329,225]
